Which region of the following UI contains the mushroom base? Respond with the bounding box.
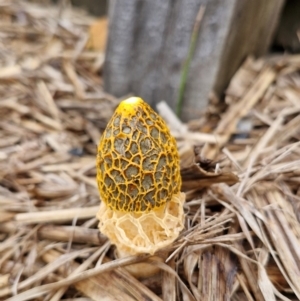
[97,192,185,256]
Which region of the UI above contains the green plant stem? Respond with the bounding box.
[176,5,205,118]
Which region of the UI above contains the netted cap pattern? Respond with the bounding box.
[96,97,181,212]
[97,192,185,255]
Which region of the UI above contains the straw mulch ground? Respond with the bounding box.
[1,1,300,301]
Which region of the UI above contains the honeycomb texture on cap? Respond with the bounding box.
[97,97,181,212]
[97,192,185,255]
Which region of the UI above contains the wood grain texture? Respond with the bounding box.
[104,0,285,121]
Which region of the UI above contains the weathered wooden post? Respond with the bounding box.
[104,0,285,121]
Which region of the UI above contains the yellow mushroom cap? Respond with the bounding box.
[96,97,181,213]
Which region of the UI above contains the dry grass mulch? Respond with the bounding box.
[1,1,300,301]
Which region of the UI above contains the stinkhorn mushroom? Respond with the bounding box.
[96,97,185,266]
